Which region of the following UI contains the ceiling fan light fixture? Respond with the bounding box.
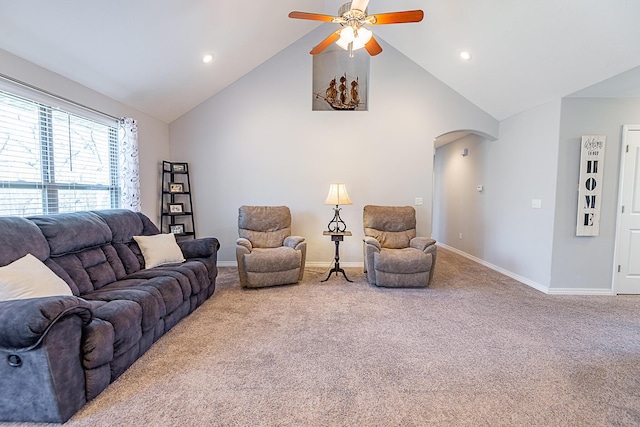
[340,26,355,43]
[336,27,372,51]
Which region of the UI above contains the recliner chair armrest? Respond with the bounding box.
[284,235,305,250]
[363,236,381,251]
[410,237,436,252]
[236,238,253,253]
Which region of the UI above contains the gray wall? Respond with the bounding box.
[0,48,170,222]
[435,95,640,294]
[434,100,562,290]
[550,97,640,292]
[169,27,498,265]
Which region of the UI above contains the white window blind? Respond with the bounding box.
[0,89,120,216]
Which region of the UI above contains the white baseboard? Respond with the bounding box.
[437,243,550,294]
[437,243,615,295]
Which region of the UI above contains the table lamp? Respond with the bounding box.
[324,183,352,232]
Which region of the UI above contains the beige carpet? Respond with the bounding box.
[5,248,640,426]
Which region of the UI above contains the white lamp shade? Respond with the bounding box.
[324,183,353,205]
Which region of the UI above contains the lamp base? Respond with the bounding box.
[327,205,347,233]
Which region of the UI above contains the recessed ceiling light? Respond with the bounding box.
[459,51,472,61]
[202,53,214,64]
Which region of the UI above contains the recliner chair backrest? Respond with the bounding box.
[238,205,292,248]
[363,205,417,249]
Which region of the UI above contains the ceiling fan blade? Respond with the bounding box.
[364,36,383,56]
[310,31,341,55]
[369,10,424,25]
[350,0,370,13]
[288,11,336,22]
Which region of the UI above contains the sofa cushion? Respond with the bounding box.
[92,209,144,244]
[0,254,72,301]
[124,261,204,300]
[85,299,142,361]
[83,279,165,332]
[29,211,112,256]
[52,246,124,295]
[133,234,185,268]
[0,216,50,266]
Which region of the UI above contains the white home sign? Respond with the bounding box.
[576,135,606,236]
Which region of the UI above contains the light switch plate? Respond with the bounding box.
[531,199,542,209]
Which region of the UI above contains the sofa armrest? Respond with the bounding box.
[284,235,305,250]
[410,237,436,252]
[178,237,220,259]
[0,296,92,349]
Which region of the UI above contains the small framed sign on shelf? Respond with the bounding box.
[168,203,184,214]
[170,224,185,234]
[168,182,184,193]
[171,163,188,173]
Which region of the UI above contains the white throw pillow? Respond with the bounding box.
[133,233,186,269]
[0,253,73,301]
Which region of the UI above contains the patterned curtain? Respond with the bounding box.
[118,117,141,212]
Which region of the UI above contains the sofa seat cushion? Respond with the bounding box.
[84,300,142,361]
[374,248,432,274]
[242,247,301,273]
[82,281,165,332]
[124,260,210,300]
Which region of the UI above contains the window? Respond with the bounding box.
[0,89,120,216]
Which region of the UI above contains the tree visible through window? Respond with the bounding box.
[0,89,119,216]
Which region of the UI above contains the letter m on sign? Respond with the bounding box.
[584,195,596,209]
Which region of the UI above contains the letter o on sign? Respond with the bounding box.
[585,178,597,191]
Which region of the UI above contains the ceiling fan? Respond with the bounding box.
[288,0,424,57]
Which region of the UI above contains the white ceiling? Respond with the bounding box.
[1,0,639,124]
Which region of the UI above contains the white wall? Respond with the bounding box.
[434,100,562,290]
[0,48,170,221]
[169,27,498,264]
[550,97,640,292]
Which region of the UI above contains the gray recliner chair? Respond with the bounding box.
[363,205,437,288]
[236,205,306,288]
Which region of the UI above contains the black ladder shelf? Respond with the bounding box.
[160,160,196,239]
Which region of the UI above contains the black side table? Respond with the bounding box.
[322,231,353,282]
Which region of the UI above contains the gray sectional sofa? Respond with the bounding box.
[0,209,219,423]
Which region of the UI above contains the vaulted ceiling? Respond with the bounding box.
[1,1,639,124]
